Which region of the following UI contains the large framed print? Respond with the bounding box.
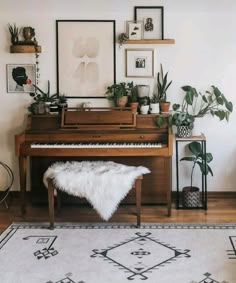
[134,6,164,40]
[126,49,154,78]
[6,64,35,93]
[56,20,116,98]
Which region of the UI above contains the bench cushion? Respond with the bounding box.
[43,161,150,220]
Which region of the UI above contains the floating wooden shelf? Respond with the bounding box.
[126,39,175,44]
[10,45,42,53]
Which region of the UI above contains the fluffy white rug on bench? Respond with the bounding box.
[43,161,150,220]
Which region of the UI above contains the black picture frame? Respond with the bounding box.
[56,20,116,98]
[134,6,164,40]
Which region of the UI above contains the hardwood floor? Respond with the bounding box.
[1,194,236,233]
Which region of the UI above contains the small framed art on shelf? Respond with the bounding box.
[126,21,143,40]
[125,49,154,78]
[134,6,164,40]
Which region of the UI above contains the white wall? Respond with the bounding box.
[0,0,236,191]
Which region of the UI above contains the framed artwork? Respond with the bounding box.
[126,21,143,40]
[6,64,35,93]
[125,49,154,78]
[134,6,164,40]
[56,20,116,98]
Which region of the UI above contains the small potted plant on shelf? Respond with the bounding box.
[105,82,131,107]
[8,23,21,45]
[118,33,129,47]
[155,85,233,137]
[156,64,173,112]
[180,141,213,208]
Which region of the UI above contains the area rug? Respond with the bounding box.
[0,223,236,283]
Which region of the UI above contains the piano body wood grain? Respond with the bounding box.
[15,108,173,217]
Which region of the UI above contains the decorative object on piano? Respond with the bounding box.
[57,94,68,111]
[8,23,21,45]
[134,6,164,40]
[6,64,35,93]
[28,80,58,114]
[105,82,133,107]
[156,85,233,137]
[137,84,150,98]
[125,49,154,78]
[56,20,116,98]
[118,32,129,47]
[180,141,213,207]
[156,64,172,113]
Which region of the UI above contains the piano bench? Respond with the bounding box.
[47,175,143,230]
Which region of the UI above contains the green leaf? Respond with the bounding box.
[180,157,195,162]
[185,91,194,105]
[202,95,208,103]
[188,141,202,156]
[216,96,224,105]
[172,104,180,111]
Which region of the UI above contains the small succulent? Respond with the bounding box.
[8,23,21,45]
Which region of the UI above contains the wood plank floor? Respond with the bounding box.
[1,195,236,233]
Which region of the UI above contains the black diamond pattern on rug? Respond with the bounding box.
[227,236,236,259]
[91,231,190,280]
[191,272,229,283]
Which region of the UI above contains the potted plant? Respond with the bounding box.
[180,141,213,207]
[105,82,130,107]
[8,23,21,45]
[118,33,129,47]
[149,94,160,114]
[139,96,150,114]
[28,80,58,114]
[155,85,233,137]
[57,94,68,111]
[156,64,172,112]
[127,82,139,112]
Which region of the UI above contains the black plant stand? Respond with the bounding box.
[175,134,208,210]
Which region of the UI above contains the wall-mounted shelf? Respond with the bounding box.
[126,39,175,44]
[10,45,42,53]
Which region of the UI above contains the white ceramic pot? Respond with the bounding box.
[137,85,150,98]
[150,103,160,114]
[140,105,149,114]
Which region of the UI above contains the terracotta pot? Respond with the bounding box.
[160,101,170,113]
[115,96,128,107]
[129,102,139,113]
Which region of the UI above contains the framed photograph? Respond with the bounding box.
[126,21,143,40]
[7,64,35,93]
[125,49,154,78]
[134,6,164,40]
[56,20,116,98]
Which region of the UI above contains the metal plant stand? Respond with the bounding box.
[175,134,207,210]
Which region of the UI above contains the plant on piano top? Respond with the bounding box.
[28,80,59,114]
[105,82,133,107]
[155,85,233,137]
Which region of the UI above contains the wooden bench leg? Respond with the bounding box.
[47,178,55,230]
[135,176,142,227]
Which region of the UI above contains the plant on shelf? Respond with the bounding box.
[180,141,213,207]
[155,85,233,137]
[156,64,172,112]
[127,82,139,112]
[149,94,160,114]
[8,23,21,45]
[105,82,131,107]
[118,33,129,47]
[28,80,58,114]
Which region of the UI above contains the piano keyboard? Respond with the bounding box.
[31,142,162,149]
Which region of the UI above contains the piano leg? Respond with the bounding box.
[19,155,27,215]
[135,176,142,227]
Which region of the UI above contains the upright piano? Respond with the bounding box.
[15,107,173,216]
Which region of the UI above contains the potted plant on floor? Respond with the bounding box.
[180,141,213,207]
[156,64,172,113]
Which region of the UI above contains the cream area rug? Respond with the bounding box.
[0,223,236,283]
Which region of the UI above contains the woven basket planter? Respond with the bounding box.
[182,186,200,208]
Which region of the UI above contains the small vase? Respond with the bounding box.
[129,102,139,113]
[140,105,149,114]
[177,125,192,138]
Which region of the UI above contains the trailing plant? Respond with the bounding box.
[118,33,128,47]
[180,141,213,189]
[156,64,172,102]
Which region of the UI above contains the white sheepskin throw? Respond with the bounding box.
[43,161,150,221]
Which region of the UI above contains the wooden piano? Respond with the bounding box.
[15,107,173,216]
